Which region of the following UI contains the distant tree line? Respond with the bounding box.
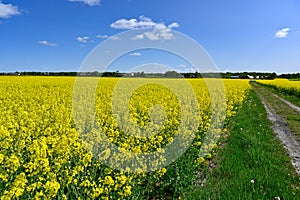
[0,71,78,76]
[278,73,300,79]
[219,72,278,79]
[0,71,299,79]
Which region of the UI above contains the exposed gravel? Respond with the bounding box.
[272,93,300,114]
[254,89,300,175]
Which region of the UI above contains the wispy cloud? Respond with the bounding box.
[38,40,57,47]
[0,1,20,18]
[130,52,141,56]
[68,0,101,6]
[110,16,179,41]
[96,34,119,40]
[177,64,197,72]
[77,36,89,43]
[275,27,290,38]
[131,34,144,40]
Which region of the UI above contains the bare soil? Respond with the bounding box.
[272,93,300,114]
[253,83,300,175]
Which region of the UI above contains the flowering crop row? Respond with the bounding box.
[257,79,300,98]
[0,77,250,199]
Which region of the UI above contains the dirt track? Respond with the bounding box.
[272,93,300,114]
[253,83,300,175]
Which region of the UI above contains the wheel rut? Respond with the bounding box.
[252,83,300,175]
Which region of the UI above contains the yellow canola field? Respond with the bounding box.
[0,77,250,199]
[257,78,300,93]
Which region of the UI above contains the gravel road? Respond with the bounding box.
[253,85,300,175]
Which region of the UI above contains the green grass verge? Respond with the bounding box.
[186,89,300,200]
[289,79,300,81]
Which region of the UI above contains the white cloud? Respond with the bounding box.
[110,16,157,29]
[110,16,179,41]
[77,36,89,43]
[0,1,20,18]
[142,28,174,41]
[168,22,179,29]
[275,28,290,38]
[176,64,197,72]
[183,68,196,73]
[144,31,160,41]
[109,36,119,40]
[131,34,144,40]
[38,40,57,47]
[68,0,101,6]
[96,34,119,40]
[130,52,141,56]
[96,34,108,38]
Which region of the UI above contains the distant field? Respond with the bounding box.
[257,78,300,98]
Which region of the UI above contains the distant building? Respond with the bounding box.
[14,71,21,76]
[79,72,87,76]
[247,75,254,79]
[230,76,239,79]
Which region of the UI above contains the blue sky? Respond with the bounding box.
[0,0,300,74]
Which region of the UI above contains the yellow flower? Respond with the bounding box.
[117,175,127,185]
[0,154,4,164]
[104,176,114,185]
[44,181,60,197]
[123,186,132,196]
[161,168,167,173]
[196,157,205,164]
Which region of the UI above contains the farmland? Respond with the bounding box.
[257,79,300,99]
[0,77,250,199]
[2,0,300,199]
[1,77,300,199]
